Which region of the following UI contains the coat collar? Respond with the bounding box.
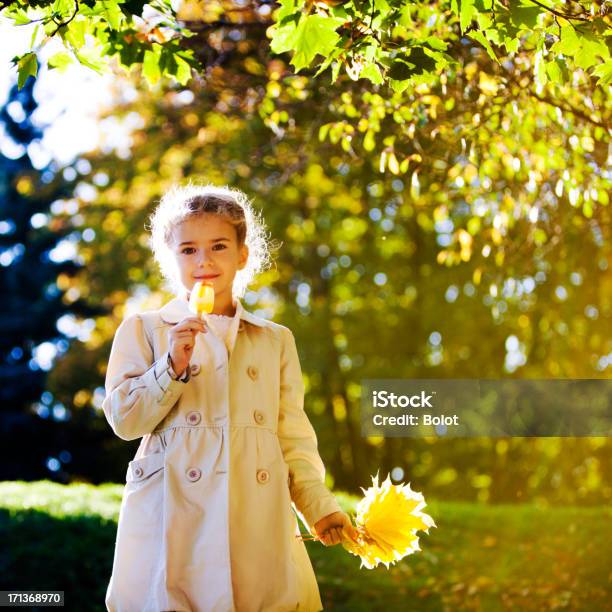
[158,294,268,331]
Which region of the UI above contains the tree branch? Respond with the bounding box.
[181,19,272,32]
[503,69,608,130]
[526,0,590,21]
[49,0,80,37]
[528,88,609,130]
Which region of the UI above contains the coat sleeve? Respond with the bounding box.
[277,325,342,532]
[102,313,186,441]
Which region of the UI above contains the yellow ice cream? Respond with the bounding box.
[189,281,215,318]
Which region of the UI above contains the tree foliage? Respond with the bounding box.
[2,2,609,501]
[2,1,611,90]
[42,22,611,501]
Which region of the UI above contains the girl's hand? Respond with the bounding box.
[313,511,359,546]
[168,317,207,377]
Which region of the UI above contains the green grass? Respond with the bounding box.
[1,481,610,611]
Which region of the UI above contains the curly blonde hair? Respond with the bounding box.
[146,183,274,298]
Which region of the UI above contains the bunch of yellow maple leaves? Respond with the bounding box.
[339,472,436,569]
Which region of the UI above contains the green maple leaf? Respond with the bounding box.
[591,60,612,85]
[288,14,345,72]
[17,52,38,89]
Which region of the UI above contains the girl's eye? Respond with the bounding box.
[181,245,226,254]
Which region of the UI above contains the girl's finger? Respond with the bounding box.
[343,525,359,542]
[175,334,195,343]
[176,327,203,335]
[175,322,207,333]
[175,333,198,340]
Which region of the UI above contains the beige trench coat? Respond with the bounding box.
[102,295,342,612]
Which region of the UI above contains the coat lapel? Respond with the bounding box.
[158,295,268,357]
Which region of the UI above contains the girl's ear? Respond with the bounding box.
[238,244,249,270]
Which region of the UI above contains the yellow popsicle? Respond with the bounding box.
[189,281,215,318]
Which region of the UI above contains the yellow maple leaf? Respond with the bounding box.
[342,471,436,569]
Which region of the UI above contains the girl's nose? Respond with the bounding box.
[198,252,213,266]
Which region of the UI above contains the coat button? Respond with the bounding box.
[134,466,144,478]
[186,467,201,482]
[256,469,270,484]
[190,363,201,376]
[253,410,265,425]
[186,411,201,425]
[247,365,258,380]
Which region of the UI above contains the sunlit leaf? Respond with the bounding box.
[48,51,74,72]
[17,52,37,89]
[342,472,436,569]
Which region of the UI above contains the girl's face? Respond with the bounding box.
[171,213,248,308]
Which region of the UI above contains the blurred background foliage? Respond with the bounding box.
[0,1,610,507]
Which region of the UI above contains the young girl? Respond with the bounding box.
[102,184,358,612]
